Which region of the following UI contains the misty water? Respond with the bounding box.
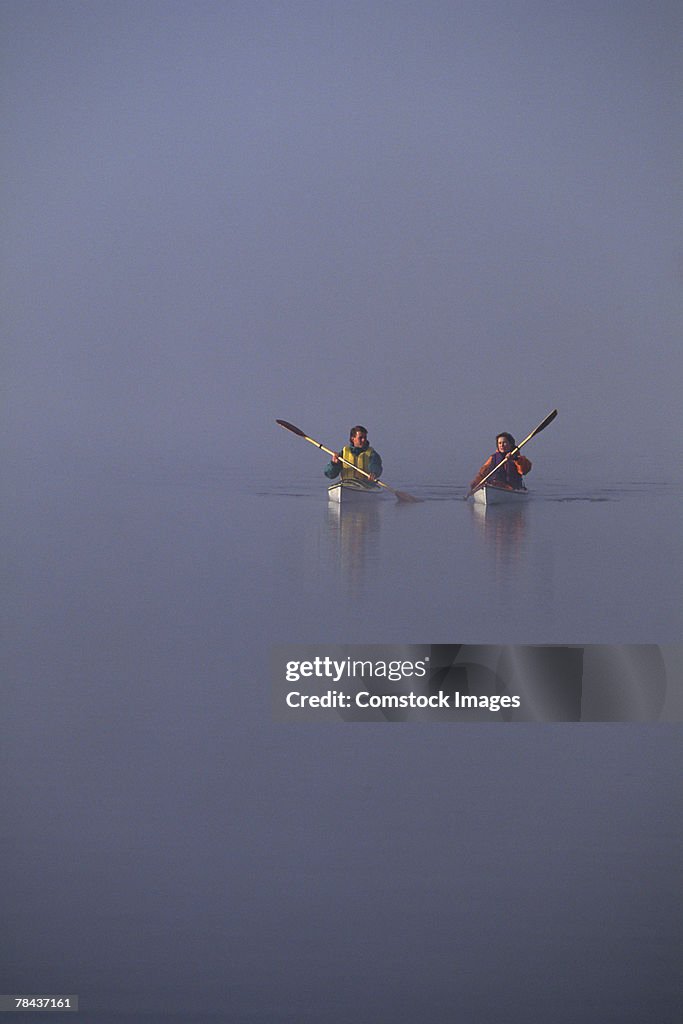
[3,451,681,1023]
[4,0,682,1018]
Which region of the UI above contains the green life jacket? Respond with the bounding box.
[340,444,375,482]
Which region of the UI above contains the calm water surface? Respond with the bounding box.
[3,454,681,1022]
[258,475,681,643]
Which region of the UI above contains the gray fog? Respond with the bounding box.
[2,4,681,1023]
[2,1,681,482]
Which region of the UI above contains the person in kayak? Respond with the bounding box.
[325,425,383,484]
[469,432,532,492]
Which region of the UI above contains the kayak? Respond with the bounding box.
[327,480,382,504]
[472,484,529,506]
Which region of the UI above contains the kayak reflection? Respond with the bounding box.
[325,501,382,596]
[470,500,527,575]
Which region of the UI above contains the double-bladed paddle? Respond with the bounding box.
[276,419,422,502]
[467,409,558,498]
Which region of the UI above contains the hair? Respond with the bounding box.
[349,425,369,442]
[496,432,516,447]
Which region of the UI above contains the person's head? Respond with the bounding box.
[496,432,516,454]
[349,425,369,447]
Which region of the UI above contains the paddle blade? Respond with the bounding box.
[534,408,558,435]
[513,409,558,453]
[276,419,307,438]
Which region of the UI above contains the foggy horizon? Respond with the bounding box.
[2,1,681,484]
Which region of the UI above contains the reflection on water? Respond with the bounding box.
[470,501,528,574]
[324,499,382,595]
[3,457,681,1024]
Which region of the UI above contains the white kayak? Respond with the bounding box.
[472,484,529,506]
[328,479,382,504]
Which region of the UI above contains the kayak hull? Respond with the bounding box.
[472,485,529,506]
[328,480,381,504]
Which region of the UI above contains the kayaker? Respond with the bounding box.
[325,426,383,484]
[469,432,532,492]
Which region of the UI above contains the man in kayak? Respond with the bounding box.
[325,425,383,484]
[469,432,532,492]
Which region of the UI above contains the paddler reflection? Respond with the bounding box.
[325,501,381,596]
[470,499,527,572]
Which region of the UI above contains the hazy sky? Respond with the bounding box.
[3,1,681,481]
